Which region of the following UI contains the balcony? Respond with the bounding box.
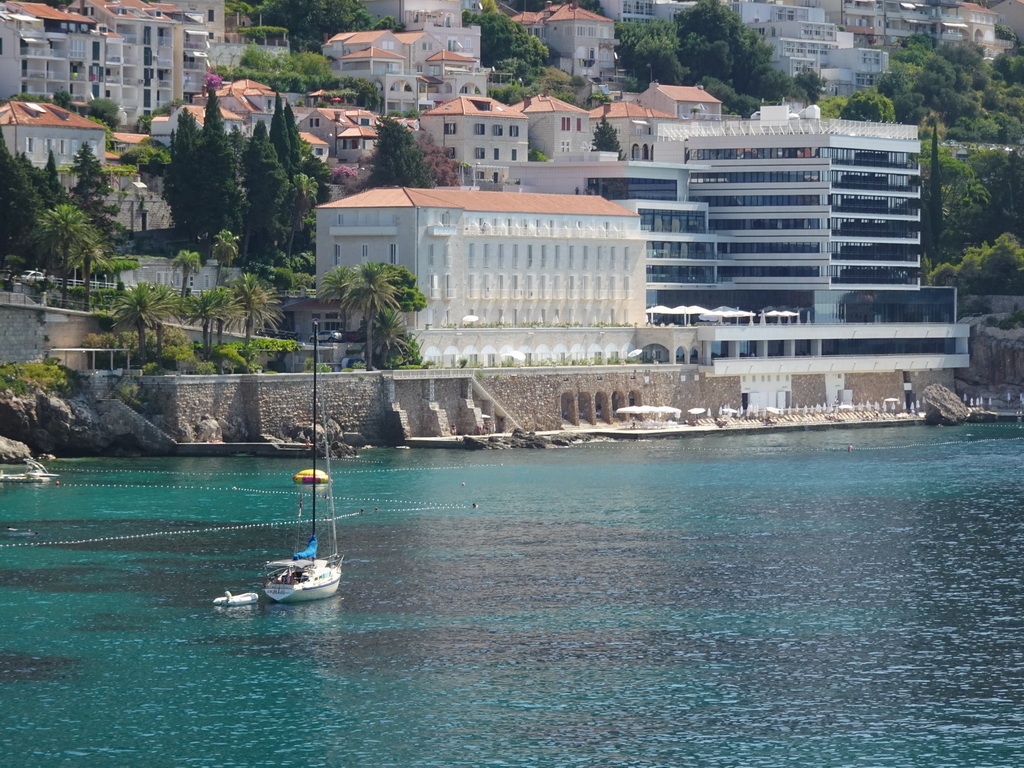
[106,55,123,64]
[22,69,47,80]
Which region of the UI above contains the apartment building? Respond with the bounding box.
[294,106,378,162]
[587,101,678,162]
[0,2,124,106]
[420,96,527,185]
[730,1,888,95]
[315,188,647,338]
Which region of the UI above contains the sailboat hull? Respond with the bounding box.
[263,562,342,603]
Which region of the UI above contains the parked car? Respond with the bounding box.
[18,270,45,284]
[309,330,344,343]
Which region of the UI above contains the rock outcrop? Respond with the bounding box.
[921,384,970,426]
[0,434,32,462]
[461,428,603,450]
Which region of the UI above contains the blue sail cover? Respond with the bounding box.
[293,535,318,560]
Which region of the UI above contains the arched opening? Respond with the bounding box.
[642,144,650,160]
[690,346,699,364]
[577,392,594,424]
[595,391,611,423]
[612,391,626,414]
[675,345,687,363]
[628,390,642,407]
[560,392,579,425]
[631,143,640,160]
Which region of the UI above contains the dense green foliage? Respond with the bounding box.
[258,0,372,52]
[0,360,75,397]
[365,117,433,189]
[462,10,549,85]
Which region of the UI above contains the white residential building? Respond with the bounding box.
[420,96,528,186]
[512,93,591,162]
[315,188,648,337]
[512,2,618,81]
[0,99,106,166]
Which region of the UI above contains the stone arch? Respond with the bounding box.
[569,343,585,362]
[535,343,551,363]
[642,144,650,160]
[577,391,594,423]
[480,344,497,367]
[587,343,603,363]
[595,391,611,423]
[645,343,669,363]
[675,345,687,363]
[628,389,642,407]
[560,392,579,425]
[442,344,459,368]
[690,346,699,364]
[551,343,568,363]
[612,390,627,414]
[631,143,641,160]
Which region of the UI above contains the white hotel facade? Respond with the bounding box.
[314,109,967,406]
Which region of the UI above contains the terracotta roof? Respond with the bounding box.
[422,96,527,119]
[218,79,275,96]
[513,3,612,25]
[320,188,639,218]
[337,126,377,139]
[961,2,996,12]
[513,94,589,115]
[112,131,148,144]
[325,30,393,46]
[650,85,722,104]
[8,1,93,23]
[589,102,676,120]
[0,101,103,131]
[180,104,244,124]
[298,131,328,146]
[338,46,404,60]
[426,50,476,63]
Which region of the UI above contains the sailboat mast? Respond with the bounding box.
[312,321,318,539]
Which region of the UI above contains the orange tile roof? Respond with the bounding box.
[513,3,612,25]
[0,101,103,131]
[298,131,328,146]
[339,46,404,60]
[651,85,722,104]
[426,50,476,63]
[422,96,527,119]
[961,2,996,12]
[320,188,638,218]
[8,1,93,23]
[337,125,378,139]
[512,94,589,115]
[180,104,244,124]
[112,131,148,144]
[217,79,275,97]
[326,30,393,46]
[589,102,676,120]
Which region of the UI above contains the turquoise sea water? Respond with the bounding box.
[3,425,1024,768]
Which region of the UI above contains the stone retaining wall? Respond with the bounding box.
[0,302,103,364]
[135,367,958,446]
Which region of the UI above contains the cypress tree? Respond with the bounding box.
[269,93,292,175]
[70,143,119,242]
[198,91,243,242]
[592,116,622,158]
[165,109,203,241]
[241,121,288,260]
[0,140,42,271]
[283,101,302,175]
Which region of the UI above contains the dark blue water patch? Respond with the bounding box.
[0,650,80,683]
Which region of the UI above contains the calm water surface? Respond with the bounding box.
[3,425,1024,767]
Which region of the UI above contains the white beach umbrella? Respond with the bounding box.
[626,349,644,358]
[462,315,479,323]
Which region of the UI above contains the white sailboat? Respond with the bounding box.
[262,325,343,603]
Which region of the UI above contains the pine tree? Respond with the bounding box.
[70,143,119,242]
[0,139,42,272]
[366,117,433,189]
[592,116,622,158]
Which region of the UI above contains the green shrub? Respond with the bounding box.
[0,360,75,396]
[194,361,217,375]
[141,362,165,376]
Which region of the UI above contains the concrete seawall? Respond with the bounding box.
[135,367,954,446]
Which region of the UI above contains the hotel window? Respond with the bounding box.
[59,139,67,155]
[474,123,486,135]
[26,137,35,153]
[561,141,570,153]
[389,243,397,264]
[492,124,503,136]
[561,117,571,130]
[509,125,519,137]
[583,247,589,269]
[428,243,435,267]
[333,244,341,265]
[444,122,457,135]
[541,245,547,268]
[493,148,500,160]
[483,244,490,268]
[361,244,368,260]
[512,244,519,268]
[554,245,561,268]
[475,147,485,159]
[498,244,504,268]
[468,243,476,268]
[511,149,518,161]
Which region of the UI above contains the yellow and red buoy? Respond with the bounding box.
[292,469,330,485]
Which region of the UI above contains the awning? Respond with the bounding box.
[899,2,916,8]
[631,119,649,125]
[942,21,968,28]
[20,35,44,43]
[184,29,207,36]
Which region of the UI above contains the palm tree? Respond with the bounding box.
[173,248,202,298]
[35,204,96,306]
[338,262,398,372]
[185,286,235,358]
[231,272,283,347]
[111,282,180,365]
[211,229,239,285]
[69,240,116,310]
[319,264,356,332]
[372,306,409,368]
[287,173,318,257]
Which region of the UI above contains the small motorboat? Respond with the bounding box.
[213,591,260,606]
[0,459,58,484]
